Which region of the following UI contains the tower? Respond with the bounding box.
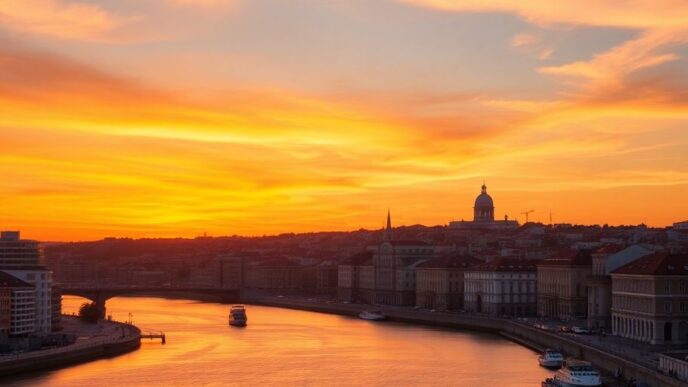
[384,209,393,241]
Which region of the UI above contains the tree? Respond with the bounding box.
[78,302,100,323]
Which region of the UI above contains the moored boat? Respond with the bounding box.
[359,310,386,321]
[229,305,247,327]
[538,349,564,368]
[553,359,602,387]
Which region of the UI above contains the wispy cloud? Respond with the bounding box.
[0,0,137,41]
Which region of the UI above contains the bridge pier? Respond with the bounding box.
[94,293,108,319]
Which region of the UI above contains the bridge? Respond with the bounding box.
[60,285,241,318]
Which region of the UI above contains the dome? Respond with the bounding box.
[474,184,494,208]
[473,183,495,222]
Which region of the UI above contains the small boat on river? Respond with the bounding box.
[359,310,386,321]
[553,359,602,387]
[229,305,247,327]
[538,349,564,368]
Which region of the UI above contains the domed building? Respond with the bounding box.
[474,183,494,223]
[449,183,518,230]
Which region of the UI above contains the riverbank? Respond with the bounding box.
[245,295,682,387]
[0,316,141,377]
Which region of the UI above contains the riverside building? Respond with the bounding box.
[0,271,36,336]
[372,212,434,306]
[611,252,688,345]
[464,257,537,317]
[415,253,480,310]
[0,231,53,335]
[586,244,662,330]
[337,251,374,303]
[536,249,592,320]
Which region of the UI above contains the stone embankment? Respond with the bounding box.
[0,316,141,377]
[246,296,683,387]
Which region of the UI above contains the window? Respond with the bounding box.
[665,301,673,313]
[665,283,672,293]
[680,302,686,313]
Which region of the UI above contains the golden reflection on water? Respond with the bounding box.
[7,296,554,386]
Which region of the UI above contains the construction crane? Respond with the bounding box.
[521,210,534,223]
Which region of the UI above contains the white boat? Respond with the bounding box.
[538,349,564,368]
[229,305,247,327]
[553,359,602,387]
[359,310,386,321]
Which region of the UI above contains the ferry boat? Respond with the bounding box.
[553,359,602,387]
[358,310,386,321]
[229,305,247,327]
[538,349,564,368]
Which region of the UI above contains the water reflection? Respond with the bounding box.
[6,296,553,386]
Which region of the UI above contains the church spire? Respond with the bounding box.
[384,209,393,241]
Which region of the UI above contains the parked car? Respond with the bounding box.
[571,326,589,334]
[535,323,552,331]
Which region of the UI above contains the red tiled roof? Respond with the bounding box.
[538,250,592,267]
[613,252,688,275]
[594,244,624,255]
[469,257,537,272]
[417,253,481,269]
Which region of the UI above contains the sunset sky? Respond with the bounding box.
[1,0,688,241]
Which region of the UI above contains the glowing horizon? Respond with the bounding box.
[1,0,687,241]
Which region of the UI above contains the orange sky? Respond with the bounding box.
[1,1,688,241]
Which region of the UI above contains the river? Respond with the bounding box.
[7,296,554,386]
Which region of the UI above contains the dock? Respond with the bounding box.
[140,331,166,344]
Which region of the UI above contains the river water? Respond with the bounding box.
[7,296,553,386]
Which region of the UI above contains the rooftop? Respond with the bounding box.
[538,249,592,267]
[469,257,537,272]
[417,253,481,269]
[594,244,625,255]
[0,271,33,288]
[613,252,688,275]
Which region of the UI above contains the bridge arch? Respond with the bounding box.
[60,287,241,319]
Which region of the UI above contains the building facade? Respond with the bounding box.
[0,231,40,268]
[611,253,688,345]
[0,271,36,336]
[587,244,661,330]
[372,213,434,305]
[537,250,592,320]
[243,260,317,293]
[218,255,243,289]
[3,268,52,334]
[0,286,10,337]
[337,251,372,302]
[415,254,480,310]
[464,258,537,317]
[0,231,53,335]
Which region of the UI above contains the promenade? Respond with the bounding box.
[0,316,141,377]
